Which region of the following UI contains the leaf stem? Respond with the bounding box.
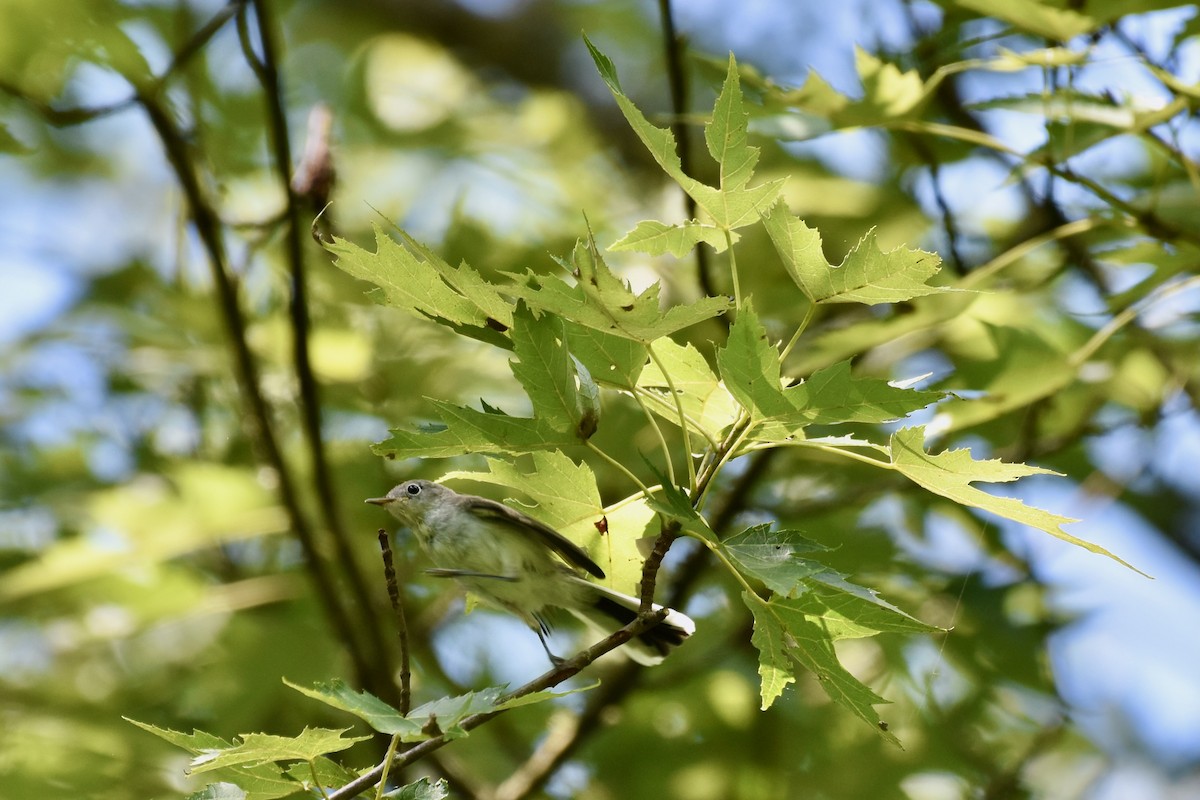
[629,389,677,486]
[310,760,328,798]
[374,733,403,800]
[647,341,697,491]
[725,229,742,309]
[796,441,895,469]
[586,440,652,497]
[778,301,816,364]
[693,412,753,510]
[633,387,721,448]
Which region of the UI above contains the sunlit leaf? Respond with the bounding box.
[956,0,1095,39]
[373,400,580,459]
[125,720,300,799]
[609,220,733,257]
[190,728,369,774]
[585,38,783,229]
[564,322,648,389]
[890,427,1144,574]
[326,225,512,347]
[749,360,944,439]
[506,236,729,343]
[509,304,583,434]
[716,303,792,419]
[763,201,945,304]
[638,337,740,442]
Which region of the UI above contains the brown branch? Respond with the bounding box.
[655,0,720,306]
[135,91,374,690]
[377,530,411,715]
[242,0,395,699]
[325,609,668,800]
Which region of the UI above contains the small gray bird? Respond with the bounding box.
[366,480,694,666]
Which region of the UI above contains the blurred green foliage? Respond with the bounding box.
[3,0,1200,798]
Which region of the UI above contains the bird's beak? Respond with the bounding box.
[365,497,390,506]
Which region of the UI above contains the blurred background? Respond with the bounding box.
[2,0,1200,798]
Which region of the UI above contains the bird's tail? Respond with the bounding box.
[567,577,695,666]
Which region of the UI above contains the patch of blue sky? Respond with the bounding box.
[1004,474,1200,765]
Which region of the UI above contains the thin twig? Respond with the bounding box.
[637,521,681,613]
[377,530,411,715]
[655,0,718,303]
[243,0,395,699]
[135,91,375,690]
[326,609,669,800]
[907,133,964,274]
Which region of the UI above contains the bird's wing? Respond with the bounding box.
[462,496,606,579]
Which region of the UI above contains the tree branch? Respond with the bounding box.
[326,609,668,800]
[655,0,720,306]
[135,90,375,691]
[242,0,396,702]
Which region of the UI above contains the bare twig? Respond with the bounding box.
[326,609,668,800]
[655,0,720,306]
[134,91,375,689]
[242,0,395,700]
[377,530,411,715]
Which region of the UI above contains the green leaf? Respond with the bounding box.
[285,679,421,737]
[789,575,937,638]
[283,758,359,793]
[609,220,733,257]
[190,728,370,774]
[762,202,945,305]
[716,303,792,420]
[890,428,1145,575]
[509,304,582,434]
[638,337,740,443]
[325,225,511,348]
[749,361,944,439]
[584,38,783,229]
[645,476,712,542]
[723,526,934,638]
[125,720,300,799]
[792,360,942,423]
[506,236,729,343]
[443,452,648,593]
[745,593,899,744]
[721,525,830,597]
[956,0,1095,39]
[373,400,579,459]
[286,679,595,744]
[565,322,648,389]
[747,592,796,710]
[410,685,596,740]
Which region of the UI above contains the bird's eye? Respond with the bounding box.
[405,483,421,496]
